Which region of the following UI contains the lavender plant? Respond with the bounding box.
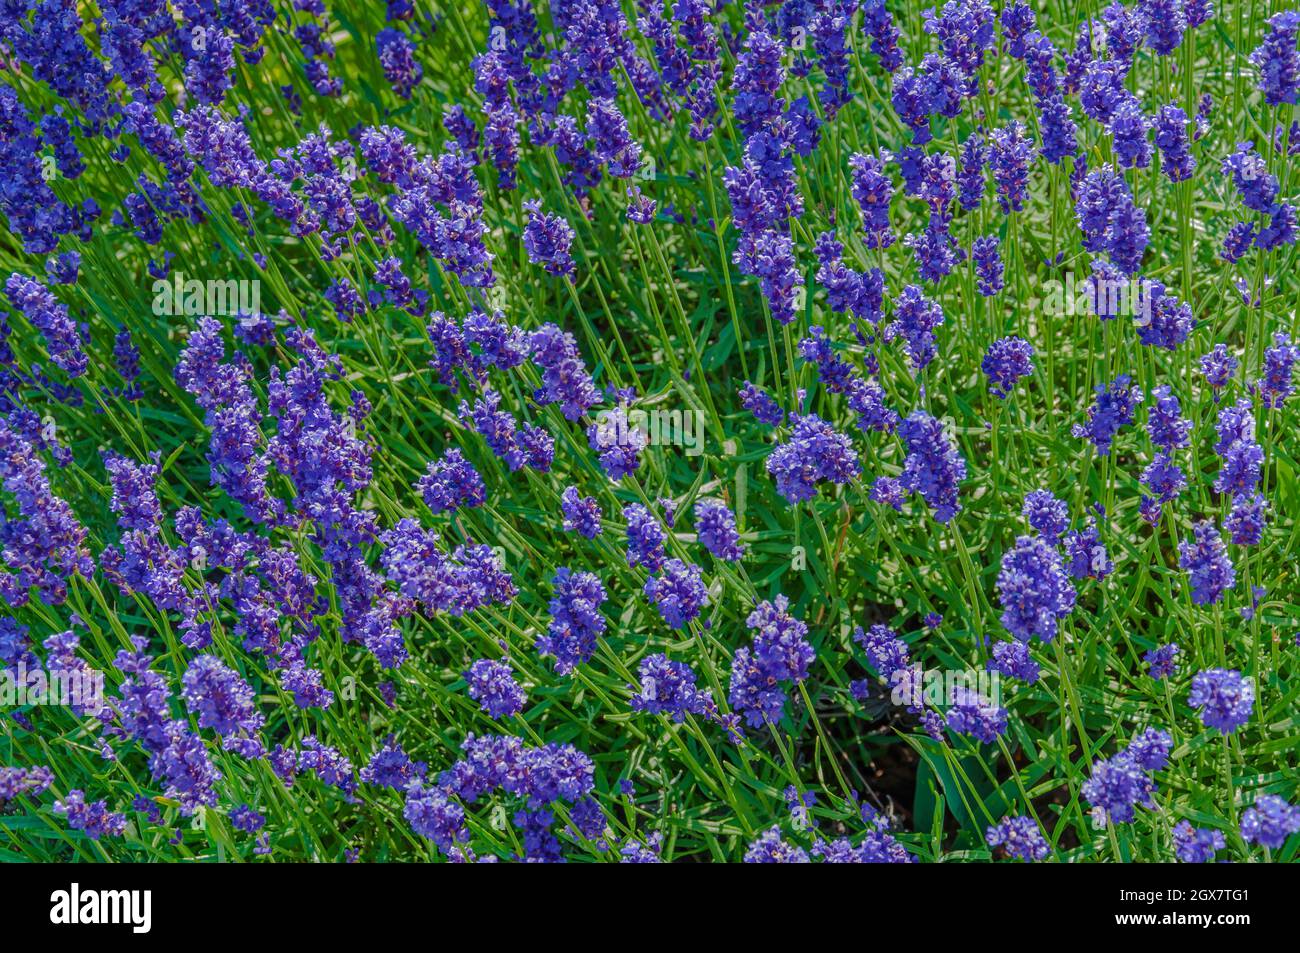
[0,0,1295,865]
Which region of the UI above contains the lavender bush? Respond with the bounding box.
[0,0,1296,863]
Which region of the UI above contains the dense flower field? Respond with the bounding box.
[0,0,1297,864]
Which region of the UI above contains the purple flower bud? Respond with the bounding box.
[986,815,1049,860]
[1188,668,1253,732]
[997,535,1076,641]
[464,658,527,719]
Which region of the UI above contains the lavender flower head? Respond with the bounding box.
[1187,668,1253,733]
[971,234,1004,295]
[766,414,860,505]
[560,486,602,538]
[695,499,745,561]
[623,503,666,571]
[996,535,1076,641]
[886,285,946,371]
[1072,375,1143,456]
[1199,344,1238,396]
[1250,12,1300,106]
[464,658,527,719]
[1239,794,1300,849]
[1178,521,1235,606]
[587,405,646,480]
[728,596,815,728]
[1173,821,1225,863]
[897,411,966,522]
[417,449,485,514]
[53,791,127,840]
[1142,456,1181,522]
[848,153,895,249]
[1021,489,1069,541]
[1082,730,1171,823]
[629,653,713,723]
[739,381,785,426]
[988,121,1034,213]
[181,654,265,753]
[1075,167,1149,274]
[1154,103,1196,181]
[982,336,1034,398]
[1225,491,1269,546]
[946,685,1008,743]
[643,558,710,630]
[1063,522,1114,580]
[361,736,426,790]
[1147,385,1190,451]
[537,567,608,675]
[528,324,600,420]
[987,639,1041,684]
[744,826,811,863]
[986,815,1049,860]
[1256,332,1299,408]
[1144,643,1180,680]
